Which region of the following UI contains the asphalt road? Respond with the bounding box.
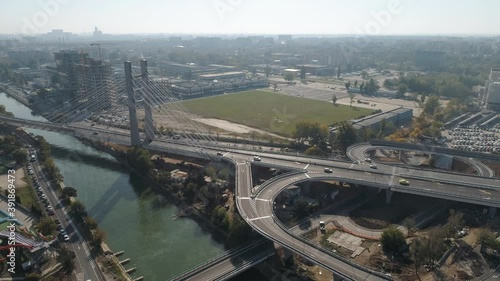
[13,130,104,281]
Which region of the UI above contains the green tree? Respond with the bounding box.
[37,217,56,236]
[205,166,217,179]
[381,226,406,255]
[265,65,271,78]
[364,78,380,94]
[284,72,295,83]
[0,104,14,117]
[403,217,416,238]
[345,81,351,91]
[423,95,441,116]
[70,201,87,218]
[349,93,355,107]
[410,236,425,276]
[61,186,78,198]
[397,83,408,98]
[446,209,464,236]
[332,94,337,105]
[336,67,341,79]
[12,149,27,165]
[57,247,75,274]
[217,169,229,181]
[84,217,98,230]
[300,65,306,81]
[354,80,358,88]
[335,122,357,152]
[292,121,328,147]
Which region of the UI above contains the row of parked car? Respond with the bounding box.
[448,127,500,153]
[26,162,69,242]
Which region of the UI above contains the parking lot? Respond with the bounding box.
[447,126,500,153]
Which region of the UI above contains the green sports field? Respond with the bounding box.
[181,91,374,137]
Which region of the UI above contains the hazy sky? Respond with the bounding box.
[1,0,499,35]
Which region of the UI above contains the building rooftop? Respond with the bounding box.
[198,71,246,78]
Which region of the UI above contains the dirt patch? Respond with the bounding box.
[0,167,25,188]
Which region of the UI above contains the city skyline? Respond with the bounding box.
[1,0,500,36]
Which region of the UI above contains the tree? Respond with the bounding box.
[292,121,328,147]
[423,95,441,116]
[37,217,56,236]
[335,122,357,152]
[345,81,351,91]
[273,83,278,91]
[12,149,27,165]
[336,67,341,79]
[300,65,306,81]
[332,94,337,105]
[403,217,416,237]
[354,80,358,88]
[57,247,75,274]
[359,82,365,93]
[217,169,229,181]
[37,88,48,100]
[284,72,295,83]
[397,83,408,98]
[84,217,98,230]
[61,186,77,198]
[349,93,355,107]
[381,226,406,255]
[251,68,257,76]
[205,166,217,179]
[364,78,380,94]
[265,65,271,78]
[410,236,426,276]
[446,209,464,236]
[361,70,369,79]
[70,201,87,218]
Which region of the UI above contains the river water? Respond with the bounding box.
[0,92,225,280]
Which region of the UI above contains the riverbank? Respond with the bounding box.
[0,84,30,107]
[81,138,232,245]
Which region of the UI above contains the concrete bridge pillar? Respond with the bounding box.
[283,248,293,261]
[333,274,344,281]
[385,190,393,205]
[489,207,497,218]
[302,180,311,195]
[140,59,155,142]
[124,61,141,146]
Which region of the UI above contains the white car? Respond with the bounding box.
[253,156,261,161]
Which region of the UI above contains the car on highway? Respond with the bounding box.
[253,156,261,161]
[399,179,410,186]
[324,168,333,173]
[370,164,377,169]
[216,152,224,156]
[364,158,372,163]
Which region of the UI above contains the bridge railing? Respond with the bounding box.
[168,239,267,281]
[251,169,308,198]
[369,140,500,162]
[269,195,394,280]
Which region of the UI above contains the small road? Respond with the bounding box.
[11,129,106,281]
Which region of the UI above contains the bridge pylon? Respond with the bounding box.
[140,59,155,142]
[124,61,141,146]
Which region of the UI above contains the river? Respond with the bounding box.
[0,92,225,280]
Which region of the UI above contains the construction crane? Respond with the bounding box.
[90,42,116,60]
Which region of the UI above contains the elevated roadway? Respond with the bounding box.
[3,115,500,280]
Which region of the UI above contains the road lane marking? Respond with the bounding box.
[239,197,251,200]
[304,164,310,170]
[248,216,272,221]
[305,173,310,179]
[480,190,491,195]
[255,198,269,202]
